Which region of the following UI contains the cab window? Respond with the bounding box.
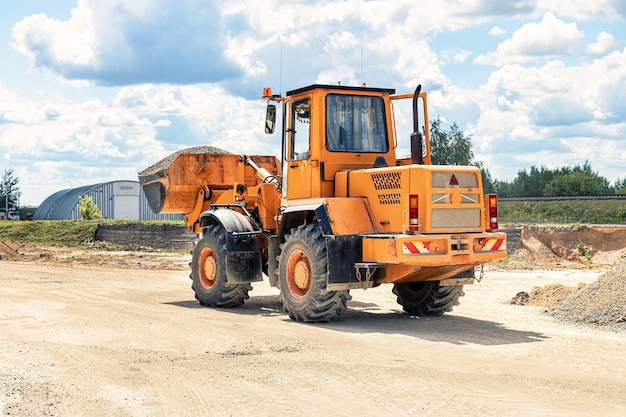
[288,98,311,160]
[326,94,388,152]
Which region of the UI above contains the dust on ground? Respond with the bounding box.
[0,240,188,270]
[2,225,626,415]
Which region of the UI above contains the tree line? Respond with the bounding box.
[429,117,626,197]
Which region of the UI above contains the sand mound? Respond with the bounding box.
[139,146,232,176]
[547,257,626,332]
[509,283,587,307]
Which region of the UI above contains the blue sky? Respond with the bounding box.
[1,0,625,206]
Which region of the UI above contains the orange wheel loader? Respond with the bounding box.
[139,83,507,322]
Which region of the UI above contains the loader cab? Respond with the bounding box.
[270,84,398,199]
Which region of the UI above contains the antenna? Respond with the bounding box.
[279,40,283,96]
[360,48,364,85]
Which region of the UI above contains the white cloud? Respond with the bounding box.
[11,10,98,70]
[441,49,472,64]
[536,0,626,21]
[489,26,506,36]
[324,31,359,53]
[153,119,171,127]
[475,12,584,66]
[466,47,626,181]
[11,0,240,86]
[584,31,619,56]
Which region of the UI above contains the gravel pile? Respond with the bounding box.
[510,283,587,307]
[139,146,232,176]
[548,257,626,332]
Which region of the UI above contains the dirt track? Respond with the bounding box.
[2,260,625,416]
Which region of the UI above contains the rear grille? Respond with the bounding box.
[371,172,401,190]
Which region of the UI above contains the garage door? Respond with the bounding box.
[114,195,139,220]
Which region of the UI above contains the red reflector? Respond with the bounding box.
[449,174,459,186]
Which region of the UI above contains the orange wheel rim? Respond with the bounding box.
[198,247,217,289]
[286,250,310,299]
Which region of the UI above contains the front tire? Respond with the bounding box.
[190,223,251,308]
[278,224,351,322]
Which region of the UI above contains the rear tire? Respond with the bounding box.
[392,280,465,316]
[278,224,351,322]
[190,224,251,308]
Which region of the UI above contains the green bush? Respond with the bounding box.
[77,195,102,220]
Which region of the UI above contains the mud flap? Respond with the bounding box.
[224,231,263,284]
[267,235,279,287]
[226,251,262,283]
[201,208,263,284]
[327,235,364,287]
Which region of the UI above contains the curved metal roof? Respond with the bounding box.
[33,188,69,220]
[33,184,99,220]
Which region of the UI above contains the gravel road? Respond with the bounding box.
[1,262,625,416]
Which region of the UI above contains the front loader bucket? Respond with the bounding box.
[138,146,280,215]
[138,171,168,214]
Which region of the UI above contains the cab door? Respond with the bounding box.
[285,97,312,199]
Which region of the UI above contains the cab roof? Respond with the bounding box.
[286,84,395,96]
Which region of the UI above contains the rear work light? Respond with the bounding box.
[487,194,499,230]
[409,194,419,232]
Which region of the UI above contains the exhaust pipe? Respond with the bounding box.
[410,84,423,165]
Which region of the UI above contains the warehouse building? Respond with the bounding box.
[33,180,182,221]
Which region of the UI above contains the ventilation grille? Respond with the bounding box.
[371,172,401,190]
[378,193,401,205]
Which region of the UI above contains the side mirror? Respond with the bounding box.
[265,104,276,134]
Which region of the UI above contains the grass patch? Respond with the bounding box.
[0,220,99,246]
[500,199,626,224]
[0,219,188,251]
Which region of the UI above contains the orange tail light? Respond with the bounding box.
[487,194,499,231]
[409,194,419,232]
